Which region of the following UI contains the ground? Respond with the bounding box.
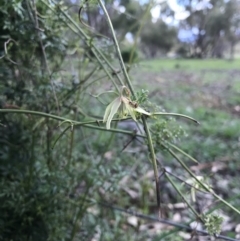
[114,58,240,240]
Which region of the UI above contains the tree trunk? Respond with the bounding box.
[229,41,235,60]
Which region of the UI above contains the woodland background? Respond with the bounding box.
[0,0,240,240]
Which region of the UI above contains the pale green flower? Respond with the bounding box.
[103,92,150,129]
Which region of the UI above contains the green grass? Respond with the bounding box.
[134,57,240,174]
[132,60,240,230]
[141,58,240,71]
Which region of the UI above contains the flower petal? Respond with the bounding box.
[125,104,137,121]
[135,107,151,116]
[106,97,121,129]
[121,96,129,104]
[103,102,113,123]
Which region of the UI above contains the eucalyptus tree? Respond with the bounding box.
[140,19,177,57]
[177,0,240,58]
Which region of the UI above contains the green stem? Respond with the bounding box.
[70,191,91,241]
[0,109,117,125]
[152,112,199,124]
[41,0,122,91]
[142,116,161,216]
[67,126,74,169]
[31,0,60,113]
[0,109,145,137]
[168,143,198,164]
[162,143,240,215]
[52,125,71,149]
[84,123,145,138]
[0,109,75,122]
[165,172,202,221]
[98,0,134,94]
[98,0,160,217]
[28,132,35,189]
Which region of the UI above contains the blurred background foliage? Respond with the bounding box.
[0,0,240,240]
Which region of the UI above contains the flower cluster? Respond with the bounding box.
[103,86,150,129]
